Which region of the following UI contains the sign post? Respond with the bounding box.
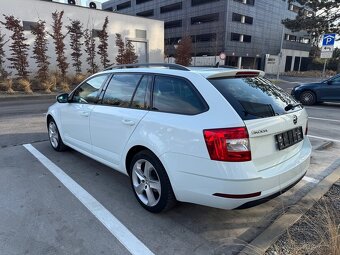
[321,34,336,78]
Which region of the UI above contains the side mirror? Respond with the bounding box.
[56,93,70,103]
[327,80,333,85]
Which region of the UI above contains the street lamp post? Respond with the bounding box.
[276,25,285,80]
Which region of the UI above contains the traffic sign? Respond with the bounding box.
[219,52,226,60]
[320,51,333,59]
[322,34,336,46]
[321,45,334,52]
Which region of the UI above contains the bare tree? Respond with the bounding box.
[115,33,125,65]
[67,19,83,74]
[124,40,138,64]
[84,28,98,74]
[1,15,30,79]
[48,11,69,79]
[0,26,9,80]
[31,20,50,82]
[175,35,192,66]
[97,17,110,68]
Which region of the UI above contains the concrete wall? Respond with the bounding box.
[265,49,310,74]
[1,0,164,77]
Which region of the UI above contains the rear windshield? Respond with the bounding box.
[209,77,301,120]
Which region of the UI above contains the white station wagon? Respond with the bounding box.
[47,63,312,213]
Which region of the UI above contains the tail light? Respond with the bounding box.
[203,127,251,162]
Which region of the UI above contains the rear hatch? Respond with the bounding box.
[208,75,308,171]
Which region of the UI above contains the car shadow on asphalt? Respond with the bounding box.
[0,132,47,148]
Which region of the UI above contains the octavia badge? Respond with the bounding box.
[293,115,298,125]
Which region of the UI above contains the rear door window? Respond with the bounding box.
[102,74,143,107]
[152,75,207,115]
[209,77,300,120]
[131,75,152,109]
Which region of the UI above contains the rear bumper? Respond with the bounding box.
[161,138,312,210]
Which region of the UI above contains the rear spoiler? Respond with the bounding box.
[207,70,265,79]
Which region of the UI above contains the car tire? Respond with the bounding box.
[300,91,316,105]
[48,119,67,152]
[130,150,177,213]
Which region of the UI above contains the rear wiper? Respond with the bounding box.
[285,103,302,111]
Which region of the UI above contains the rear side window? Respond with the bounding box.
[102,74,142,107]
[209,77,300,120]
[152,75,207,115]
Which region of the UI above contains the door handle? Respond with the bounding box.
[121,119,135,126]
[80,111,90,117]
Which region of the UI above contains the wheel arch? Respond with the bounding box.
[300,89,318,103]
[125,145,157,175]
[46,114,54,127]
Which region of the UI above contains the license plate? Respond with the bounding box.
[275,127,303,150]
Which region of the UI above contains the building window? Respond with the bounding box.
[233,0,255,6]
[191,13,219,25]
[117,1,131,10]
[191,0,219,6]
[23,21,38,31]
[285,34,297,42]
[232,14,253,24]
[136,29,147,39]
[104,7,114,11]
[244,16,253,24]
[160,2,182,14]
[288,4,300,13]
[165,20,182,29]
[136,9,154,17]
[231,33,251,43]
[232,13,242,22]
[194,33,217,42]
[243,35,252,43]
[299,37,310,44]
[231,33,241,41]
[136,0,152,4]
[165,37,181,45]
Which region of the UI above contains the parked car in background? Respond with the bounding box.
[46,64,311,213]
[291,74,340,105]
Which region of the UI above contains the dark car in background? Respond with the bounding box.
[291,74,340,105]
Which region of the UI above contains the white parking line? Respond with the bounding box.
[302,176,319,184]
[23,144,154,255]
[308,135,340,143]
[308,117,340,123]
[305,106,339,111]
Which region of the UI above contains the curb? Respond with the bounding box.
[0,94,57,102]
[238,166,340,254]
[315,141,333,151]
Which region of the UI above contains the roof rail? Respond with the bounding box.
[104,63,190,71]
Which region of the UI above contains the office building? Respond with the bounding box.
[102,0,312,73]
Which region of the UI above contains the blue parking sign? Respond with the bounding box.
[322,34,336,46]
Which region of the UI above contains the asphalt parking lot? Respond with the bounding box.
[1,91,340,255]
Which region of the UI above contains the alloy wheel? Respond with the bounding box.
[49,121,59,149]
[132,159,161,207]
